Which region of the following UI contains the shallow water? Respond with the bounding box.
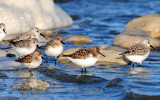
[1,0,160,100]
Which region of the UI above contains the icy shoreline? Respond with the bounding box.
[0,0,73,34]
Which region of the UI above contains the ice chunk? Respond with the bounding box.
[0,0,73,34]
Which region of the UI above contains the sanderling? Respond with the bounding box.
[0,23,6,42]
[44,34,65,65]
[10,38,39,58]
[119,39,155,67]
[15,50,43,75]
[63,46,105,72]
[7,27,44,42]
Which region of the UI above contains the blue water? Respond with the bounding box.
[1,0,160,100]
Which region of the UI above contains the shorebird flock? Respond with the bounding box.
[0,23,155,75]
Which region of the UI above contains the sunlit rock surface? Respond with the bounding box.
[0,0,73,35]
[12,79,50,91]
[58,46,130,65]
[64,35,92,43]
[126,14,160,39]
[113,27,160,49]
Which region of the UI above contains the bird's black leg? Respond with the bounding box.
[29,69,33,76]
[139,63,142,67]
[18,54,21,59]
[132,62,134,68]
[81,68,84,73]
[84,68,87,72]
[54,57,57,66]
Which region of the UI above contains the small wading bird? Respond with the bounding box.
[44,34,65,65]
[63,46,105,72]
[15,50,43,76]
[10,38,39,58]
[4,27,45,43]
[119,39,155,67]
[0,23,6,42]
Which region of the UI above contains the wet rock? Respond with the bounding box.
[64,35,92,43]
[109,30,119,35]
[0,96,19,100]
[125,92,160,100]
[0,72,8,78]
[71,15,79,20]
[0,86,3,90]
[54,0,72,3]
[32,92,36,95]
[28,79,50,91]
[6,53,16,57]
[126,14,160,39]
[106,78,123,87]
[113,27,160,48]
[12,79,49,91]
[12,84,31,90]
[21,91,28,94]
[58,46,130,65]
[39,67,107,84]
[76,21,91,26]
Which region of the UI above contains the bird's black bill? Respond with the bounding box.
[150,45,155,49]
[3,29,6,33]
[40,33,45,37]
[61,41,65,45]
[42,57,45,60]
[99,52,105,57]
[37,45,41,49]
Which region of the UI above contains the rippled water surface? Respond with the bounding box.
[1,0,160,100]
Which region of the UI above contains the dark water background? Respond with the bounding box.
[1,0,160,100]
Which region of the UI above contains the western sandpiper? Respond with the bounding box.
[7,27,44,42]
[63,46,105,72]
[15,50,43,75]
[10,38,39,58]
[119,39,154,67]
[44,34,65,65]
[0,23,6,42]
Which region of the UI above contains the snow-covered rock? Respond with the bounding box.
[0,0,73,34]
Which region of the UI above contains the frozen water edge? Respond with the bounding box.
[0,0,73,34]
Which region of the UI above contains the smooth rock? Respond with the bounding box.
[64,35,92,43]
[125,92,160,100]
[0,72,8,78]
[39,67,107,84]
[21,91,28,94]
[106,78,123,87]
[113,27,160,48]
[12,79,49,91]
[58,46,130,65]
[28,79,50,91]
[126,14,160,39]
[6,53,16,57]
